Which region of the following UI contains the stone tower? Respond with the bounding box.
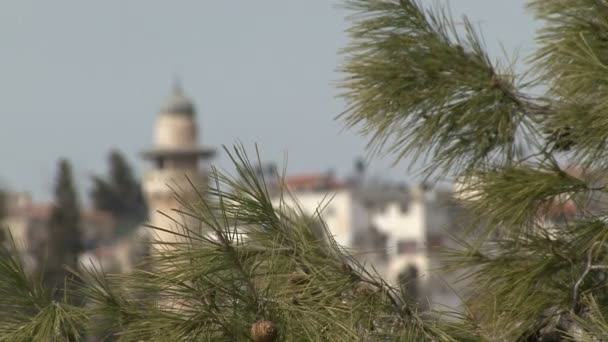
[142,82,215,247]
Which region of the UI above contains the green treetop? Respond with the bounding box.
[91,150,147,235]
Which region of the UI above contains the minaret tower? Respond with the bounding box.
[142,81,215,247]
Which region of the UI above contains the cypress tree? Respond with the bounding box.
[108,150,145,217]
[45,159,82,291]
[91,150,146,235]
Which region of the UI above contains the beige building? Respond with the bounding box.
[266,170,467,311]
[141,82,215,249]
[2,192,116,273]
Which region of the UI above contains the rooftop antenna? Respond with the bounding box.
[172,75,183,94]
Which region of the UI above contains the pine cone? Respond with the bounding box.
[251,320,278,342]
[354,283,375,297]
[288,271,309,286]
[341,262,361,281]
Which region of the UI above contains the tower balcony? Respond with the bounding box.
[143,169,208,199]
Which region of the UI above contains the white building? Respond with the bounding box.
[267,169,466,310]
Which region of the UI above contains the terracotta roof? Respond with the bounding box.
[27,204,52,220]
[82,210,114,223]
[25,204,114,224]
[94,245,116,257]
[546,199,577,218]
[284,174,347,191]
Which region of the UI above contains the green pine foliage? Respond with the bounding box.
[530,0,608,166]
[338,0,608,340]
[0,238,86,341]
[0,146,466,341]
[339,0,539,179]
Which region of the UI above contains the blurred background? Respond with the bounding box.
[0,0,537,202]
[0,0,540,312]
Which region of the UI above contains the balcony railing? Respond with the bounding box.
[143,169,206,196]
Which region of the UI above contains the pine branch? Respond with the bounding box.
[0,237,86,341]
[458,162,589,235]
[77,144,461,341]
[339,0,541,179]
[530,0,608,166]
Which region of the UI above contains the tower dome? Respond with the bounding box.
[160,82,195,115]
[142,81,215,162]
[154,82,198,148]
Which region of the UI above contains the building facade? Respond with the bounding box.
[2,191,116,273]
[269,170,467,310]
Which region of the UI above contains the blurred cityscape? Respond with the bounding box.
[0,0,538,314]
[2,83,474,311]
[3,84,579,313]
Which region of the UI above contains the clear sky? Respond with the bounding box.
[0,0,538,202]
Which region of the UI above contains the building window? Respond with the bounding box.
[397,240,417,254]
[155,157,165,169]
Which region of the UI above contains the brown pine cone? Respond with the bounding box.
[354,283,375,297]
[251,320,278,342]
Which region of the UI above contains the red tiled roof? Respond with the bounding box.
[95,245,115,257]
[284,174,347,191]
[546,199,577,218]
[82,210,114,223]
[25,204,114,224]
[27,204,52,220]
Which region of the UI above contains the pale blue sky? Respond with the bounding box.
[0,1,538,202]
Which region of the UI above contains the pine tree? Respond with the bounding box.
[91,150,147,236]
[45,159,82,292]
[337,0,608,339]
